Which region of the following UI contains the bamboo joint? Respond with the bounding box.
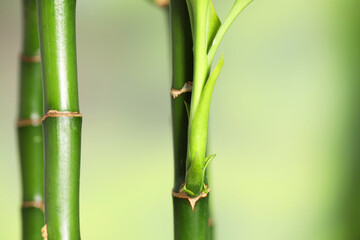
[22,201,44,211]
[172,185,209,212]
[21,54,41,63]
[17,118,42,127]
[155,0,169,7]
[41,224,48,240]
[171,81,193,99]
[42,110,82,122]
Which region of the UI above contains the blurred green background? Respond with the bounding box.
[1,0,360,239]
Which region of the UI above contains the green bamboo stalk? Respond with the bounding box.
[168,1,212,239]
[18,0,44,239]
[206,168,214,240]
[170,0,252,239]
[37,0,82,239]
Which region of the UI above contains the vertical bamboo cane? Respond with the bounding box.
[37,0,82,239]
[171,0,252,238]
[169,1,210,239]
[18,0,44,239]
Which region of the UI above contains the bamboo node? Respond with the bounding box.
[172,185,210,212]
[41,224,48,240]
[155,0,169,7]
[42,110,82,122]
[22,201,44,211]
[17,118,42,127]
[170,82,193,99]
[21,54,41,63]
[208,218,214,227]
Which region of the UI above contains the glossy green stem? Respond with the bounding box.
[37,0,79,113]
[42,117,82,240]
[206,167,214,240]
[170,0,210,239]
[170,0,192,192]
[173,197,209,240]
[18,0,44,239]
[37,0,81,239]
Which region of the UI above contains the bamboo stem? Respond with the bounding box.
[18,0,44,239]
[170,0,193,194]
[37,0,82,239]
[169,0,210,239]
[171,0,252,237]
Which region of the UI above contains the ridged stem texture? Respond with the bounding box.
[37,0,82,239]
[18,0,44,239]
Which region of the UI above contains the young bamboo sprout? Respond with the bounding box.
[183,0,253,197]
[169,0,253,239]
[18,0,44,239]
[169,1,202,239]
[37,0,82,239]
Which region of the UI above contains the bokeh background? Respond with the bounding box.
[1,0,360,239]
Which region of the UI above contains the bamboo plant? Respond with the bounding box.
[162,0,253,239]
[37,0,82,239]
[17,0,44,239]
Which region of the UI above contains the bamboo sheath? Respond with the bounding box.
[169,0,211,239]
[37,0,82,239]
[18,0,44,239]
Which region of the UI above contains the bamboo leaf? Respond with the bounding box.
[183,154,203,197]
[184,101,190,119]
[184,54,224,197]
[189,53,224,163]
[203,154,216,175]
[207,2,221,52]
[208,0,253,64]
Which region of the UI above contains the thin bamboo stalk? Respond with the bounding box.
[169,1,211,239]
[18,1,44,239]
[171,0,252,239]
[37,0,82,239]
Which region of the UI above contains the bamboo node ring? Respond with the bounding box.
[155,0,169,7]
[170,81,193,99]
[208,218,214,227]
[22,201,44,212]
[17,118,42,127]
[21,54,41,63]
[172,185,210,212]
[42,110,82,122]
[41,224,48,240]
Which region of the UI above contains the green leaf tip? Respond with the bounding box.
[189,53,224,162]
[208,0,253,64]
[184,101,190,119]
[207,2,221,52]
[203,154,216,174]
[184,55,223,198]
